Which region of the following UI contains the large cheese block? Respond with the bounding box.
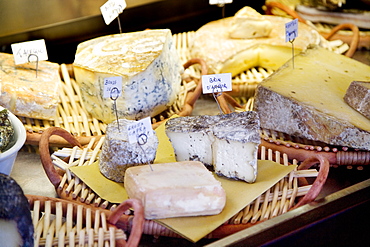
[99,119,158,182]
[344,81,370,119]
[124,161,226,219]
[190,13,320,76]
[0,52,61,120]
[165,112,260,183]
[254,46,370,151]
[73,29,183,123]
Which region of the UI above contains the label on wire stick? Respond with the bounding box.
[127,117,153,144]
[100,0,127,25]
[11,39,48,65]
[103,76,122,98]
[202,73,232,94]
[209,0,233,5]
[285,18,298,42]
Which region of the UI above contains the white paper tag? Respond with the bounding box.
[285,18,298,42]
[209,0,233,5]
[202,73,232,94]
[11,39,48,65]
[126,117,153,144]
[100,0,127,25]
[103,76,122,98]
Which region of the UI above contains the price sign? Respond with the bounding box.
[202,73,232,94]
[209,0,233,5]
[103,76,122,98]
[126,117,153,144]
[285,18,298,42]
[11,39,48,65]
[100,0,126,25]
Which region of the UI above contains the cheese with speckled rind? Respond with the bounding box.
[254,46,370,151]
[190,15,320,76]
[344,81,370,120]
[124,161,226,219]
[73,29,183,123]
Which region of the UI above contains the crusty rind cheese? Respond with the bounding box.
[0,52,61,120]
[73,29,183,123]
[344,81,370,120]
[124,161,226,219]
[254,46,370,150]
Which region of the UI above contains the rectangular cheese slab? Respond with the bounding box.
[124,161,226,220]
[254,46,370,150]
[344,81,370,119]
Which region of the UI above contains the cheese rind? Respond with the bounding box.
[254,46,370,150]
[344,81,370,119]
[99,119,158,182]
[124,161,226,219]
[73,29,183,123]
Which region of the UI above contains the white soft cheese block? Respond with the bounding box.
[229,6,272,39]
[99,119,158,182]
[165,112,261,183]
[73,29,183,123]
[0,52,61,120]
[124,161,226,219]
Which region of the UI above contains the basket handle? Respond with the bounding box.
[108,199,145,247]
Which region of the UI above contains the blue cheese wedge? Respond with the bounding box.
[73,29,183,123]
[99,119,158,182]
[124,161,226,219]
[165,112,261,183]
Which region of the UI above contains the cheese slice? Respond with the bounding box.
[99,119,158,182]
[73,29,183,123]
[190,14,320,76]
[0,52,61,120]
[254,46,370,150]
[165,112,261,183]
[124,161,226,219]
[344,81,370,119]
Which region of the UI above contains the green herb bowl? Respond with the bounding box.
[0,106,26,175]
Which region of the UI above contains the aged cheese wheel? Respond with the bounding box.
[254,46,370,151]
[190,14,321,76]
[344,81,370,120]
[73,29,183,123]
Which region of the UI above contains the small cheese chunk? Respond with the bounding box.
[124,161,226,219]
[99,119,158,182]
[230,6,272,39]
[165,112,261,183]
[344,81,370,119]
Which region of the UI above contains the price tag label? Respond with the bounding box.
[285,18,298,42]
[126,117,153,144]
[11,39,48,65]
[202,73,232,94]
[209,0,233,5]
[100,0,127,25]
[103,76,122,98]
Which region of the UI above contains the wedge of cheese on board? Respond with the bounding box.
[73,29,183,123]
[124,161,226,219]
[344,81,370,120]
[254,46,370,151]
[0,52,61,120]
[165,112,261,183]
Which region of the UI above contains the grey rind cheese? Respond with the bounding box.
[165,111,260,183]
[344,81,370,119]
[99,119,158,182]
[254,46,370,150]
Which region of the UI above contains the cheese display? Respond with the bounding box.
[124,161,226,219]
[254,46,370,151]
[165,112,260,183]
[0,52,61,120]
[190,10,321,76]
[0,109,14,152]
[344,81,370,119]
[73,29,183,124]
[229,6,272,39]
[99,119,158,182]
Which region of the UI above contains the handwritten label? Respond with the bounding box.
[202,73,232,94]
[209,0,233,5]
[100,0,127,25]
[126,117,153,144]
[285,18,298,42]
[11,39,48,65]
[103,77,122,98]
